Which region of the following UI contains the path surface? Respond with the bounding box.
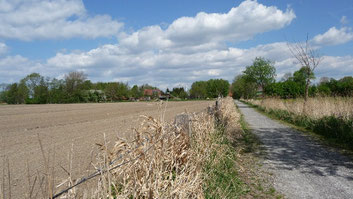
[235,100,353,199]
[0,101,211,198]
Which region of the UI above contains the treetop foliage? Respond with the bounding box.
[243,57,276,90]
[0,72,230,104]
[231,57,352,99]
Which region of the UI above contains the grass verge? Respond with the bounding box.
[203,124,247,198]
[203,97,282,198]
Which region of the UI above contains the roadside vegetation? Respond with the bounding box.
[244,97,353,150]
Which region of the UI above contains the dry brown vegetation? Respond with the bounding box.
[247,97,353,120]
[1,98,280,198]
[64,97,245,198]
[0,101,211,198]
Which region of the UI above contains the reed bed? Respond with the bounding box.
[55,112,215,198]
[247,97,353,120]
[245,97,353,149]
[217,97,243,141]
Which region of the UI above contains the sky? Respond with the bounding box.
[0,0,353,89]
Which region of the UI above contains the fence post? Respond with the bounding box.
[174,113,192,137]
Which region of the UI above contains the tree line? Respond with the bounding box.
[231,57,353,99]
[0,72,230,104]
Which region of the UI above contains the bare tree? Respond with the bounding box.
[287,36,323,101]
[64,71,87,94]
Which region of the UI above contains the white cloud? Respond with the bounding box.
[3,39,353,89]
[0,43,7,55]
[166,0,295,45]
[1,1,352,89]
[119,0,295,51]
[0,55,42,82]
[312,27,353,46]
[0,0,123,40]
[316,55,353,77]
[44,39,353,90]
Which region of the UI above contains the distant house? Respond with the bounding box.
[143,89,161,100]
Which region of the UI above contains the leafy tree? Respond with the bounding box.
[5,83,19,104]
[105,82,130,101]
[48,78,66,103]
[64,71,88,102]
[116,82,130,100]
[190,81,208,99]
[17,80,29,104]
[338,76,353,96]
[292,67,315,85]
[243,57,276,92]
[81,80,93,90]
[105,83,119,101]
[231,75,257,99]
[130,85,142,99]
[171,87,188,99]
[33,78,49,104]
[206,79,230,98]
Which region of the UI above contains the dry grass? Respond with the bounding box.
[248,97,353,120]
[1,98,251,198]
[216,97,243,142]
[21,102,218,198]
[91,113,214,198]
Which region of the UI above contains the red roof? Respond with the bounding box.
[144,89,161,96]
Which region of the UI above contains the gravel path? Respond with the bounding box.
[235,100,353,199]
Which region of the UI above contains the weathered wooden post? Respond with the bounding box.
[174,113,192,137]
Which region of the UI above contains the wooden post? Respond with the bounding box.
[174,113,192,137]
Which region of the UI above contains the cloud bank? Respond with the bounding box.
[1,0,352,89]
[0,0,123,40]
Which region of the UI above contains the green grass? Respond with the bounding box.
[203,103,282,198]
[203,124,248,198]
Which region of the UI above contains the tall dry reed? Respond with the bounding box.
[54,105,218,198]
[248,97,353,120]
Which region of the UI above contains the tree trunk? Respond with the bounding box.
[304,79,310,101]
[303,79,310,115]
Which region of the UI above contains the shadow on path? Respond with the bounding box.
[236,100,353,199]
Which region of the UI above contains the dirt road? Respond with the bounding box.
[0,101,211,198]
[235,100,353,199]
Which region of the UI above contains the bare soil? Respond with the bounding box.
[0,101,211,198]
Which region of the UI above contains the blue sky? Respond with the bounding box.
[0,0,352,89]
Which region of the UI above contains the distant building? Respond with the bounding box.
[143,89,161,97]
